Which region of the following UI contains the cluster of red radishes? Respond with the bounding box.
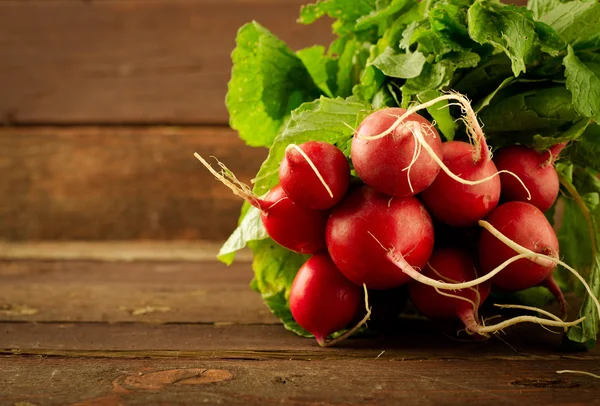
[198,94,596,346]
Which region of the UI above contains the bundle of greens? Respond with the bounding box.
[216,0,600,349]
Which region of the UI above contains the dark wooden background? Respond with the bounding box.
[0,0,333,242]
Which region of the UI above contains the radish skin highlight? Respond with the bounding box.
[194,153,328,254]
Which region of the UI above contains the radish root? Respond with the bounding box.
[369,234,582,336]
[402,127,423,194]
[370,230,533,290]
[460,311,584,337]
[556,370,600,379]
[286,144,334,198]
[317,284,372,348]
[394,251,532,290]
[429,262,482,320]
[479,219,600,318]
[494,303,565,324]
[493,303,566,334]
[194,153,262,210]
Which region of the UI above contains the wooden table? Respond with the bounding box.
[1,243,599,406]
[1,1,598,404]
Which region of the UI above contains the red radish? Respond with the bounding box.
[194,154,328,254]
[478,201,566,314]
[420,141,501,226]
[280,141,350,209]
[352,108,443,197]
[493,143,566,212]
[260,184,328,254]
[409,248,491,329]
[290,254,363,346]
[326,185,435,289]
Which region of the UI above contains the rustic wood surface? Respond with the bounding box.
[1,257,599,405]
[0,0,333,125]
[0,258,273,324]
[0,126,266,241]
[0,0,596,403]
[1,356,599,406]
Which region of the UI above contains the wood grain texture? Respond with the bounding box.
[0,259,274,323]
[0,241,252,262]
[0,126,266,241]
[0,0,334,124]
[2,321,599,360]
[1,356,599,406]
[0,259,594,350]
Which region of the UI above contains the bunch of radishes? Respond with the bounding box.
[196,93,599,346]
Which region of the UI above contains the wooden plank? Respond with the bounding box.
[0,259,275,324]
[2,322,599,360]
[0,241,252,262]
[0,355,599,406]
[0,0,334,124]
[0,126,266,241]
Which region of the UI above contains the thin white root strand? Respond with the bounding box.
[478,220,555,268]
[469,315,585,336]
[494,304,564,324]
[401,128,422,194]
[429,262,482,319]
[407,124,531,200]
[356,93,482,144]
[434,286,478,312]
[397,252,531,290]
[556,370,600,379]
[318,284,372,348]
[371,233,586,335]
[286,144,334,199]
[194,153,262,209]
[479,220,600,319]
[494,304,565,334]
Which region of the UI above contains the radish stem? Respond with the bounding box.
[194,153,263,210]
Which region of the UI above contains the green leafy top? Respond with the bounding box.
[226,22,323,147]
[222,0,600,347]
